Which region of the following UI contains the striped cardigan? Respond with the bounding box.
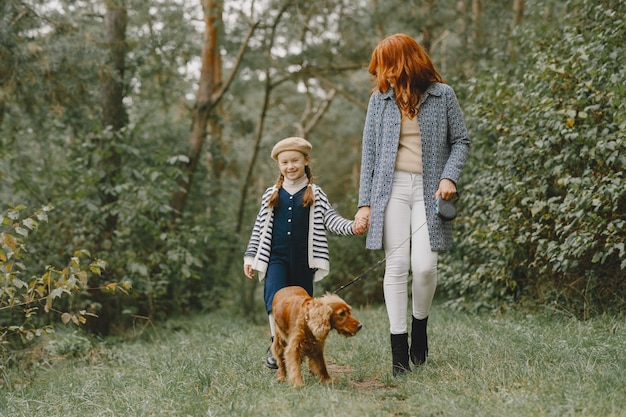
[358,83,470,251]
[244,184,355,282]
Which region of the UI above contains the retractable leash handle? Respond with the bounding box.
[435,192,460,222]
[333,221,427,293]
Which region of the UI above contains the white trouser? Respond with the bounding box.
[383,171,438,335]
[268,313,276,337]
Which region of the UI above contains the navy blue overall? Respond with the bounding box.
[264,187,315,313]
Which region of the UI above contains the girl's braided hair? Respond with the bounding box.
[268,165,315,208]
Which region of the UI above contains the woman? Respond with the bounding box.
[355,34,470,376]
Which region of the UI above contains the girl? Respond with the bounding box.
[244,136,364,369]
[355,34,470,376]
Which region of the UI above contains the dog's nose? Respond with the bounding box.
[357,323,363,330]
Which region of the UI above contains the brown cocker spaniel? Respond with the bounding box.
[271,286,362,387]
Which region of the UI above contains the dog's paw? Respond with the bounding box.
[288,377,305,388]
[321,377,337,385]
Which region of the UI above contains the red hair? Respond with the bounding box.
[368,34,443,118]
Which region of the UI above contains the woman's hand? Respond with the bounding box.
[244,264,254,279]
[353,219,367,235]
[435,179,457,200]
[354,206,371,234]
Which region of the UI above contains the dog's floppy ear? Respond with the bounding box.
[306,299,332,339]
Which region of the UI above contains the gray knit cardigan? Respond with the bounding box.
[244,184,355,282]
[358,83,470,251]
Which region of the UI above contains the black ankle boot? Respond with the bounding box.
[410,316,428,366]
[390,333,411,376]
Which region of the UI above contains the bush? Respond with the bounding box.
[0,204,111,347]
[441,0,626,317]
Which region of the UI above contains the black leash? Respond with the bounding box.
[333,221,427,293]
[333,257,387,293]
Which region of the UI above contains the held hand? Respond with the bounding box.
[244,264,254,279]
[353,219,367,235]
[435,179,457,201]
[354,206,371,235]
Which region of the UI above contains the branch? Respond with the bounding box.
[294,87,337,137]
[316,75,368,111]
[209,19,259,109]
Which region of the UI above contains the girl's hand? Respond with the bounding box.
[244,264,254,279]
[435,179,457,200]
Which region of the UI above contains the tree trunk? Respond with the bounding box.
[99,0,127,235]
[170,0,222,218]
[508,0,525,60]
[420,0,435,52]
[101,1,127,132]
[207,0,226,186]
[0,91,4,128]
[89,0,127,336]
[371,0,385,39]
[170,0,256,220]
[513,0,525,25]
[472,0,482,46]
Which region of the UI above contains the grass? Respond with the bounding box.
[1,303,625,417]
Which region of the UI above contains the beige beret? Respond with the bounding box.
[271,137,312,160]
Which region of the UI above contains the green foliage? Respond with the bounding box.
[0,0,103,134]
[1,0,242,335]
[36,130,232,331]
[0,204,110,345]
[442,0,626,317]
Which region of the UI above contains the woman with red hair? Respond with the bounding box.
[355,34,470,376]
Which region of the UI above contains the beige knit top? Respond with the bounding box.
[395,115,422,174]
